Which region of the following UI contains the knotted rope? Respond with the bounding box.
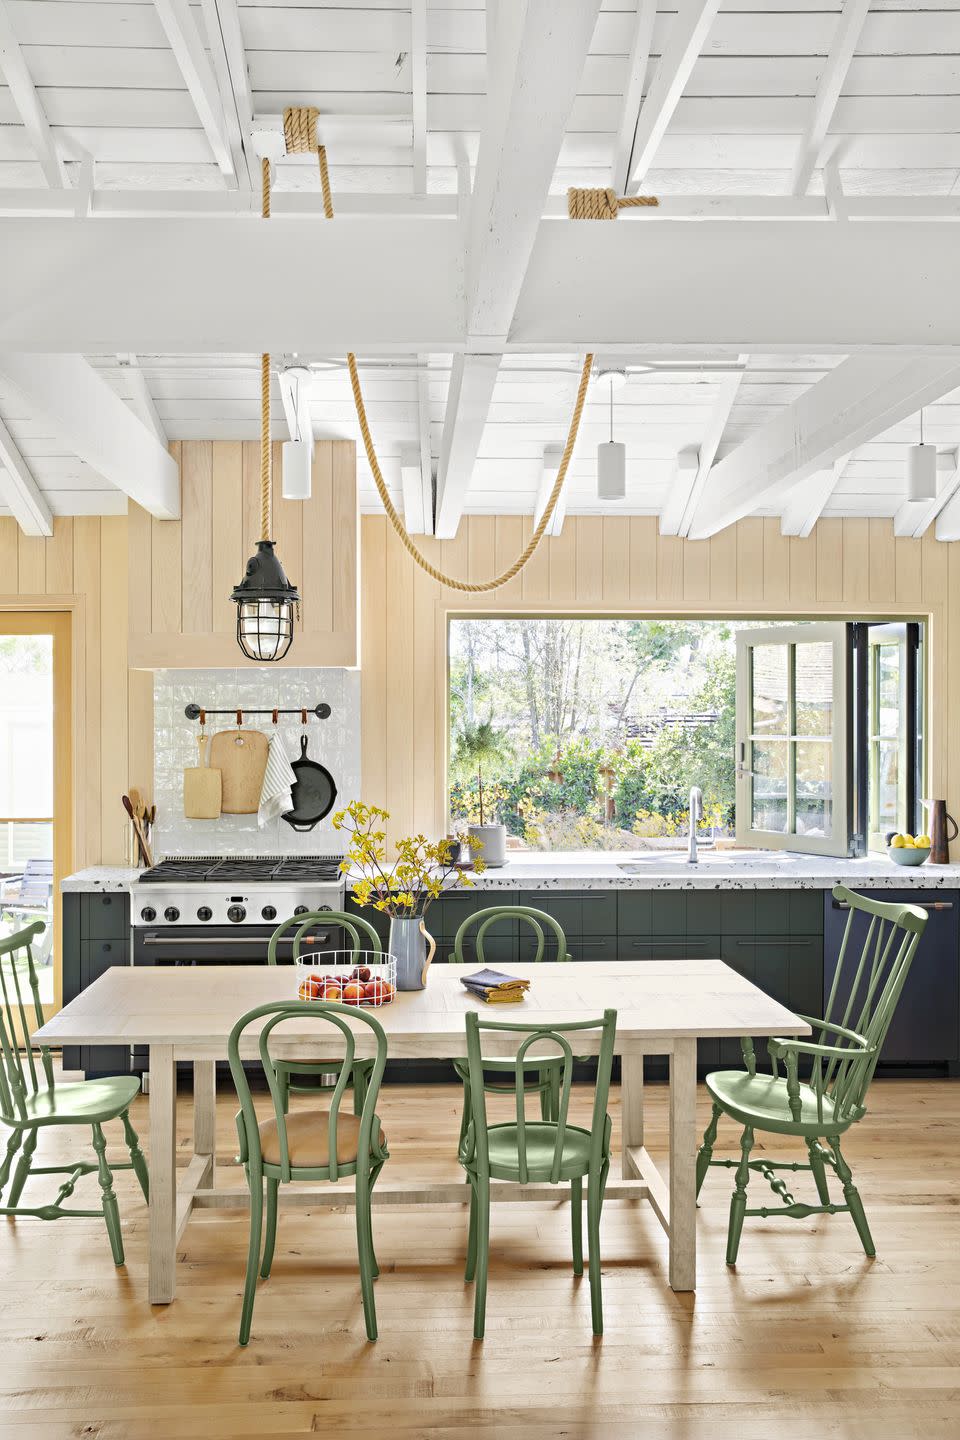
[260,156,272,540]
[567,187,659,220]
[279,107,655,592]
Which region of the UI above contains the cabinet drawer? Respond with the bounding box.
[80,937,130,987]
[517,891,618,939]
[521,934,618,963]
[622,935,720,961]
[82,892,129,940]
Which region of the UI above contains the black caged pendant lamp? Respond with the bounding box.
[231,154,300,661]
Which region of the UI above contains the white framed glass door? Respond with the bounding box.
[735,623,849,857]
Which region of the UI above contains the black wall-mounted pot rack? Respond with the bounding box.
[184,703,332,721]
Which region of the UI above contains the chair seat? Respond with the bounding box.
[477,1121,596,1182]
[22,1075,141,1127]
[705,1069,849,1136]
[258,1107,385,1168]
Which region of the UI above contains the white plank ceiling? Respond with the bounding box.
[0,0,958,532]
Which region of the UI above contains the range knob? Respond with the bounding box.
[163,906,180,922]
[261,905,277,921]
[197,906,212,922]
[140,906,156,922]
[318,904,332,913]
[227,904,246,924]
[293,904,309,916]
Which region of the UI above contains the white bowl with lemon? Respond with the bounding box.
[887,832,931,866]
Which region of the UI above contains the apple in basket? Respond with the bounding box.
[320,984,343,1002]
[322,973,343,990]
[363,977,394,1004]
[341,980,366,1005]
[352,964,372,984]
[297,973,324,1001]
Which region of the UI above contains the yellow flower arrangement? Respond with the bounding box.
[333,800,485,920]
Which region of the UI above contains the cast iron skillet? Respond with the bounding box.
[281,734,338,832]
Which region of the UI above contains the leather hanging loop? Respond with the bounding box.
[300,707,307,726]
[199,708,206,726]
[272,708,279,725]
[236,708,243,727]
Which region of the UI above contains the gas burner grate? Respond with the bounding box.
[139,855,345,885]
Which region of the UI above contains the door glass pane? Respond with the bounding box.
[876,739,899,833]
[796,740,832,837]
[795,641,833,736]
[752,742,789,832]
[752,646,789,734]
[0,634,55,1003]
[877,645,900,737]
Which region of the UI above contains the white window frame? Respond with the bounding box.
[735,622,849,857]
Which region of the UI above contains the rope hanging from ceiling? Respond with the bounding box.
[280,107,656,593]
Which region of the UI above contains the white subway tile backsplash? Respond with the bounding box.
[153,667,360,857]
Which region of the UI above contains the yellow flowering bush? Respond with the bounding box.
[333,800,486,920]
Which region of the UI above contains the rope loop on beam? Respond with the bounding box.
[567,187,659,220]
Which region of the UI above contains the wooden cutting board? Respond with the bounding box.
[208,729,269,814]
[183,736,222,819]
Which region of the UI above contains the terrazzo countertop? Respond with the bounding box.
[61,867,142,893]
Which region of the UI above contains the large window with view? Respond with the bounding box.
[447,616,924,858]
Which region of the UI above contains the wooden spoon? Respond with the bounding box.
[122,794,153,867]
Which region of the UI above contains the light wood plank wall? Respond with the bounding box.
[129,439,357,668]
[361,514,955,852]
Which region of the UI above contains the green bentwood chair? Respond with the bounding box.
[0,921,148,1262]
[267,910,383,1112]
[458,1007,617,1339]
[696,885,927,1265]
[450,906,572,1140]
[228,999,389,1345]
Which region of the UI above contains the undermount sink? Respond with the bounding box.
[617,851,786,873]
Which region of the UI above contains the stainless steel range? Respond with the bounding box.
[130,855,347,968]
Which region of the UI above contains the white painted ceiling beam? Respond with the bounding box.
[153,0,237,183]
[894,450,960,538]
[0,412,53,536]
[410,0,427,194]
[5,220,960,354]
[434,0,602,538]
[659,363,746,536]
[200,0,255,188]
[610,0,656,196]
[435,353,501,538]
[0,1,66,189]
[415,359,434,535]
[0,354,180,520]
[934,463,960,540]
[687,356,960,539]
[400,443,432,536]
[792,0,872,197]
[626,0,722,190]
[116,354,167,446]
[533,445,566,537]
[780,457,849,538]
[658,448,706,538]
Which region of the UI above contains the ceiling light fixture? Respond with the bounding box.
[907,408,937,502]
[230,150,300,662]
[596,369,626,500]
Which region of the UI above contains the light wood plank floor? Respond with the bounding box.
[1,1076,958,1439]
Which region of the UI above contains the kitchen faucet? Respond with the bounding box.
[688,786,703,864]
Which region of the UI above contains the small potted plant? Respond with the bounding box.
[468,764,507,867]
[334,801,485,990]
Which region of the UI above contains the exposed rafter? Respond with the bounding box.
[657,449,701,538]
[659,363,746,536]
[154,0,237,184]
[200,0,255,189]
[626,0,722,190]
[0,353,180,520]
[0,411,52,536]
[116,354,167,446]
[410,0,428,194]
[791,0,871,196]
[610,0,656,196]
[400,444,431,536]
[0,1,66,188]
[687,356,960,539]
[780,457,849,538]
[433,0,602,538]
[894,451,960,538]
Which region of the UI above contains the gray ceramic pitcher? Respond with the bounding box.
[389,915,436,991]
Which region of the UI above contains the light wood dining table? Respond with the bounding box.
[33,959,809,1305]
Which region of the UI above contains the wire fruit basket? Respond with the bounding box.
[295,950,396,1006]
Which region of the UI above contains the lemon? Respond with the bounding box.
[916,834,931,848]
[902,834,915,846]
[890,834,907,849]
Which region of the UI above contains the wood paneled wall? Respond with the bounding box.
[129,440,358,668]
[0,513,138,867]
[361,514,956,850]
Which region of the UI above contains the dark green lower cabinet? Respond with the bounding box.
[62,892,132,1078]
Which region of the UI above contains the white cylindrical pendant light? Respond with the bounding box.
[282,438,312,499]
[597,440,626,500]
[907,444,937,501]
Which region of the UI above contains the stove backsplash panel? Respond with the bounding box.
[153,667,360,857]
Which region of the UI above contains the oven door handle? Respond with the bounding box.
[139,933,335,946]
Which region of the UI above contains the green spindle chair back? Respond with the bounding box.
[451,905,570,965]
[0,921,53,1126]
[697,884,927,1265]
[228,1000,390,1343]
[266,910,383,965]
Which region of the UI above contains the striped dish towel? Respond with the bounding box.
[258,732,297,828]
